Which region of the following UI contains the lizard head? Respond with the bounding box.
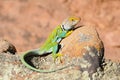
[61,16,80,30]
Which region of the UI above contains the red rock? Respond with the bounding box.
[60,26,104,58]
[60,26,104,78]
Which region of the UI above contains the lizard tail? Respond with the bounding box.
[20,49,72,73]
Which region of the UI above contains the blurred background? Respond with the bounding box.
[0,0,119,62]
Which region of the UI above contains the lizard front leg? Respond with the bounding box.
[65,30,73,37]
[49,42,63,62]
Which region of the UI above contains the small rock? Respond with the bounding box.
[0,39,17,54]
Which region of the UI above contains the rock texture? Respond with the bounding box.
[0,53,119,80]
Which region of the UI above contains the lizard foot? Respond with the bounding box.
[52,53,63,63]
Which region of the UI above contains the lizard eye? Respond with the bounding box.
[71,19,74,21]
[69,17,75,22]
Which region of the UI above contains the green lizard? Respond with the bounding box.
[20,16,80,72]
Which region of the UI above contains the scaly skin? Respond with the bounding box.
[20,16,80,72]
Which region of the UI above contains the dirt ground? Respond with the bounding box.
[0,0,119,62]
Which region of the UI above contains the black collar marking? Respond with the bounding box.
[61,25,65,31]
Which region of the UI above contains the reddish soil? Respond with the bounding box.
[0,0,119,62]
